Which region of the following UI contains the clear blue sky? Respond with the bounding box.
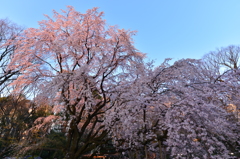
[1,0,240,65]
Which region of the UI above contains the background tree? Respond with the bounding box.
[202,45,240,77]
[0,94,37,157]
[0,18,23,94]
[0,18,25,157]
[203,45,240,120]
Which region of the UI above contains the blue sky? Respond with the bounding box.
[1,0,240,65]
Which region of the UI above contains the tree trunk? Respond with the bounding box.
[158,140,164,159]
[145,145,148,159]
[65,120,80,159]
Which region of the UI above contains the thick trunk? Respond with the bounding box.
[65,120,80,159]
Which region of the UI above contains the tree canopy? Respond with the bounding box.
[0,6,239,159]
